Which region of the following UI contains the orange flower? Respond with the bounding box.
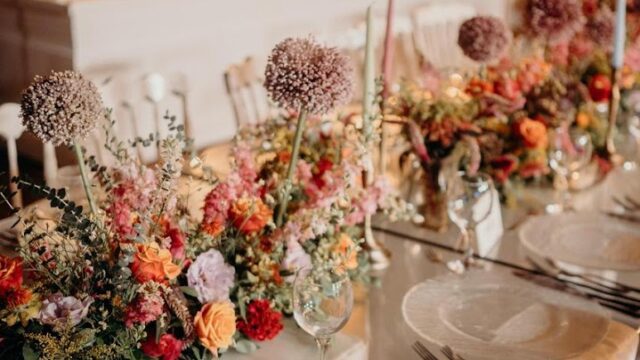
[515,118,548,149]
[6,287,32,309]
[131,243,181,284]
[194,302,236,353]
[334,233,358,271]
[0,255,23,296]
[229,198,272,235]
[201,218,225,237]
[576,112,591,128]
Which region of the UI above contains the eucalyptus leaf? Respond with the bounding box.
[180,286,199,298]
[22,344,38,360]
[234,339,258,354]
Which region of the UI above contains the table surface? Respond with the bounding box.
[361,167,640,360]
[4,154,640,359]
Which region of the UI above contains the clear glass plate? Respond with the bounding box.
[402,272,610,360]
[520,212,640,271]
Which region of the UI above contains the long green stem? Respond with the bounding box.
[276,108,308,227]
[73,141,98,217]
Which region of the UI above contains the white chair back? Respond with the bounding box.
[224,57,269,129]
[0,103,24,208]
[86,68,190,164]
[412,2,477,71]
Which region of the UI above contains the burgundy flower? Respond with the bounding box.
[528,0,584,43]
[585,7,614,47]
[490,155,519,183]
[458,16,510,62]
[237,299,284,341]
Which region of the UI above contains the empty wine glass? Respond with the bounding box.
[446,172,494,267]
[293,267,353,360]
[548,126,593,212]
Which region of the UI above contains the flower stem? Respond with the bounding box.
[276,108,308,227]
[73,141,98,217]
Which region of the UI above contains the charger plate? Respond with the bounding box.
[520,212,640,271]
[402,272,610,360]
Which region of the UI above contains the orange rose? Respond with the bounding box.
[515,118,548,149]
[194,302,236,353]
[0,255,23,296]
[334,233,358,271]
[229,198,272,235]
[131,243,181,284]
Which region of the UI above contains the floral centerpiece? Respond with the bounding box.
[0,36,407,360]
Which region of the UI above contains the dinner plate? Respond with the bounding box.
[520,212,640,271]
[402,272,610,360]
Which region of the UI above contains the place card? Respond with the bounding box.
[473,188,503,257]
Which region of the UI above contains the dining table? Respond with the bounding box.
[3,146,640,360]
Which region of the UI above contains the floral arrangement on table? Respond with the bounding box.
[392,0,640,211]
[0,36,407,360]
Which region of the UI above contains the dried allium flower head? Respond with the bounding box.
[20,70,104,146]
[585,7,615,47]
[528,0,584,43]
[458,16,510,62]
[264,37,353,115]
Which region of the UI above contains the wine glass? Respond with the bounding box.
[446,172,494,267]
[548,126,593,212]
[293,267,353,360]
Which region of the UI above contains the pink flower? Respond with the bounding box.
[124,290,165,328]
[625,41,640,72]
[187,249,235,303]
[281,239,311,278]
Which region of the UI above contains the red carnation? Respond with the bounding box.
[312,157,334,189]
[237,299,284,341]
[141,334,184,360]
[0,255,24,297]
[588,74,611,103]
[164,224,186,261]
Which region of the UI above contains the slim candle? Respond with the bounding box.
[381,0,395,99]
[363,5,375,132]
[613,0,626,69]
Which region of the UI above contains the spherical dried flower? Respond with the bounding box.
[458,16,510,62]
[20,70,104,146]
[528,0,584,43]
[585,7,615,47]
[264,37,353,115]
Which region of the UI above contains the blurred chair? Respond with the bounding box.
[87,68,191,164]
[0,103,24,208]
[0,103,58,207]
[412,2,477,71]
[224,57,269,128]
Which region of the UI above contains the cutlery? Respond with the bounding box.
[614,195,640,212]
[412,341,438,360]
[604,211,640,223]
[514,270,640,318]
[441,345,466,360]
[527,259,640,307]
[542,257,640,295]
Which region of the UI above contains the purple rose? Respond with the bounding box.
[39,293,93,330]
[187,249,235,303]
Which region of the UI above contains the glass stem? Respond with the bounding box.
[73,141,98,217]
[463,226,475,266]
[316,336,331,360]
[559,173,572,212]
